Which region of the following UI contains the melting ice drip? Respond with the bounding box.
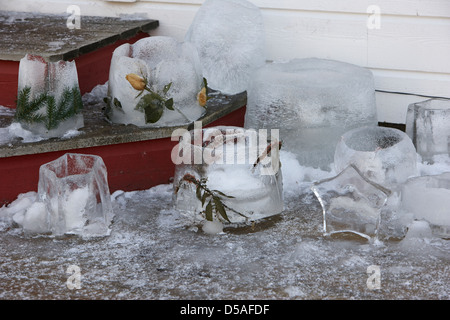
[173,126,284,225]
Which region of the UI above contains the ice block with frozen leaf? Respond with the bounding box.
[106,36,206,127]
[14,54,83,138]
[173,126,283,224]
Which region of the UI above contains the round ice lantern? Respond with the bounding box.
[334,126,417,187]
[244,58,377,170]
[172,126,283,225]
[106,36,207,127]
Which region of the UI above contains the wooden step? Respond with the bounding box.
[0,11,159,108]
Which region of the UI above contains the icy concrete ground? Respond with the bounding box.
[0,170,448,300]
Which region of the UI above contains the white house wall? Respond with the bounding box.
[1,0,449,124]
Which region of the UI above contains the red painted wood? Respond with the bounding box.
[0,60,20,108]
[0,32,150,108]
[0,106,246,206]
[74,32,149,95]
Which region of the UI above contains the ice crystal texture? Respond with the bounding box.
[401,172,450,238]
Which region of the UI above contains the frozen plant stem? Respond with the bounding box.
[179,174,248,223]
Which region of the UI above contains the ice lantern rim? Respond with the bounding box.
[312,164,392,200]
[39,153,106,180]
[264,58,375,84]
[19,54,80,91]
[409,98,450,112]
[337,126,412,153]
[176,125,281,171]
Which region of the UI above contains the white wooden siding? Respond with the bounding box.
[1,0,449,124]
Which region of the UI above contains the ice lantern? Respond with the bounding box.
[405,98,450,163]
[105,36,207,127]
[334,126,418,187]
[311,165,391,240]
[244,58,378,170]
[401,172,450,238]
[173,126,284,224]
[38,153,114,238]
[14,54,84,138]
[185,0,266,95]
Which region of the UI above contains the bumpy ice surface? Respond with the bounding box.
[245,58,377,170]
[107,36,206,127]
[185,0,266,95]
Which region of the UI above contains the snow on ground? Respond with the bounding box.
[0,150,449,299]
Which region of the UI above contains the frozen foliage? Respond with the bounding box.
[311,165,391,240]
[14,54,83,138]
[38,153,114,238]
[244,58,377,170]
[173,126,283,224]
[406,98,450,163]
[401,172,450,238]
[185,0,266,94]
[334,126,418,187]
[106,36,206,127]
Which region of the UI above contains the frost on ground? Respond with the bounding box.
[0,151,449,299]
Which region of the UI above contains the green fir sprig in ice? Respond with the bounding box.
[15,86,83,130]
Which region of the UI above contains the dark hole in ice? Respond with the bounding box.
[345,127,402,152]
